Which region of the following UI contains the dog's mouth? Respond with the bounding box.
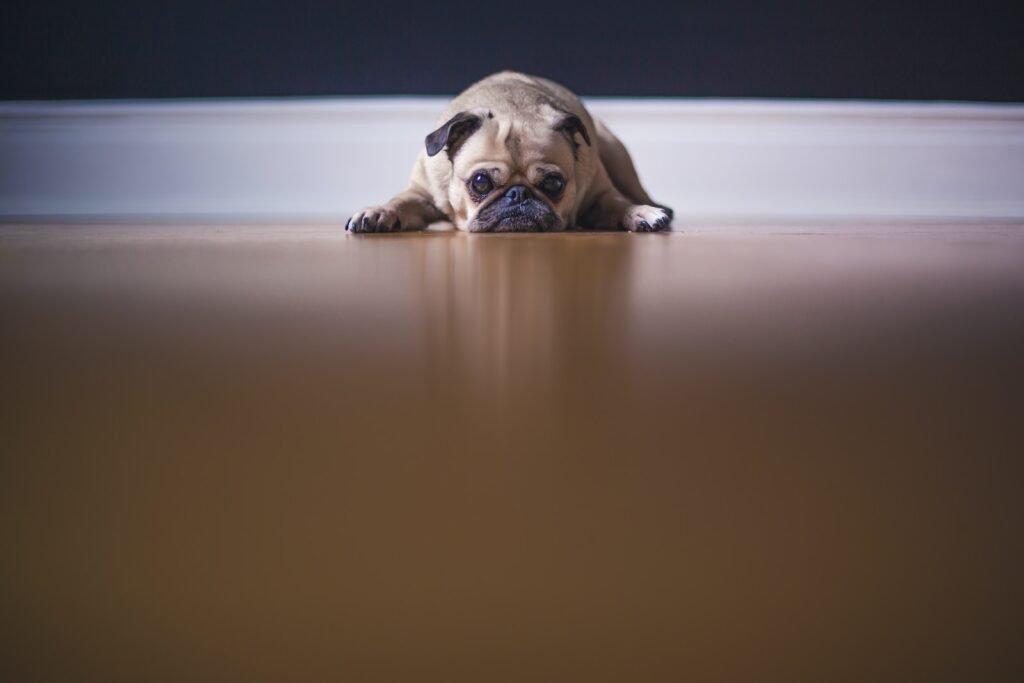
[469,200,563,233]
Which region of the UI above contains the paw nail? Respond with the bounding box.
[639,220,650,231]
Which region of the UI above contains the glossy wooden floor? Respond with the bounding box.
[2,223,1023,681]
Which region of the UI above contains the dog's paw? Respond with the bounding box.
[623,205,671,232]
[346,206,402,233]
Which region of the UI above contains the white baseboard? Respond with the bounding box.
[1,98,1022,223]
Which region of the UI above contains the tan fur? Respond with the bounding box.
[346,72,672,233]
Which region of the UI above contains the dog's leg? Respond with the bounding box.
[579,184,671,232]
[347,155,448,233]
[346,186,446,233]
[594,118,673,220]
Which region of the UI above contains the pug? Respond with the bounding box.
[346,71,672,233]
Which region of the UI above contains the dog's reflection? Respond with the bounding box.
[412,231,636,398]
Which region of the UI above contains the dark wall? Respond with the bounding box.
[2,1,1022,102]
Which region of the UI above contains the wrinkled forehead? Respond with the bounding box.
[453,115,575,176]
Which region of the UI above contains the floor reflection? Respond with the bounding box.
[410,232,636,398]
[2,225,1023,681]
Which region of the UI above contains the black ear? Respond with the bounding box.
[425,111,483,158]
[555,113,592,151]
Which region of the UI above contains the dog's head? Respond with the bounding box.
[425,107,591,232]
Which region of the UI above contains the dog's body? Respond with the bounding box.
[346,71,671,233]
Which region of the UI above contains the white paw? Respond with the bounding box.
[623,205,671,232]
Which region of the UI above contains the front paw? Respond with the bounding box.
[346,206,402,233]
[623,205,671,232]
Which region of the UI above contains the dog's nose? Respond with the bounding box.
[503,185,533,204]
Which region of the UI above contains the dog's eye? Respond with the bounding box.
[539,174,565,196]
[470,172,493,196]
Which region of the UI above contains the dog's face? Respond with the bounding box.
[426,109,591,232]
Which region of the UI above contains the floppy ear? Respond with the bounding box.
[554,113,592,151]
[425,111,483,158]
